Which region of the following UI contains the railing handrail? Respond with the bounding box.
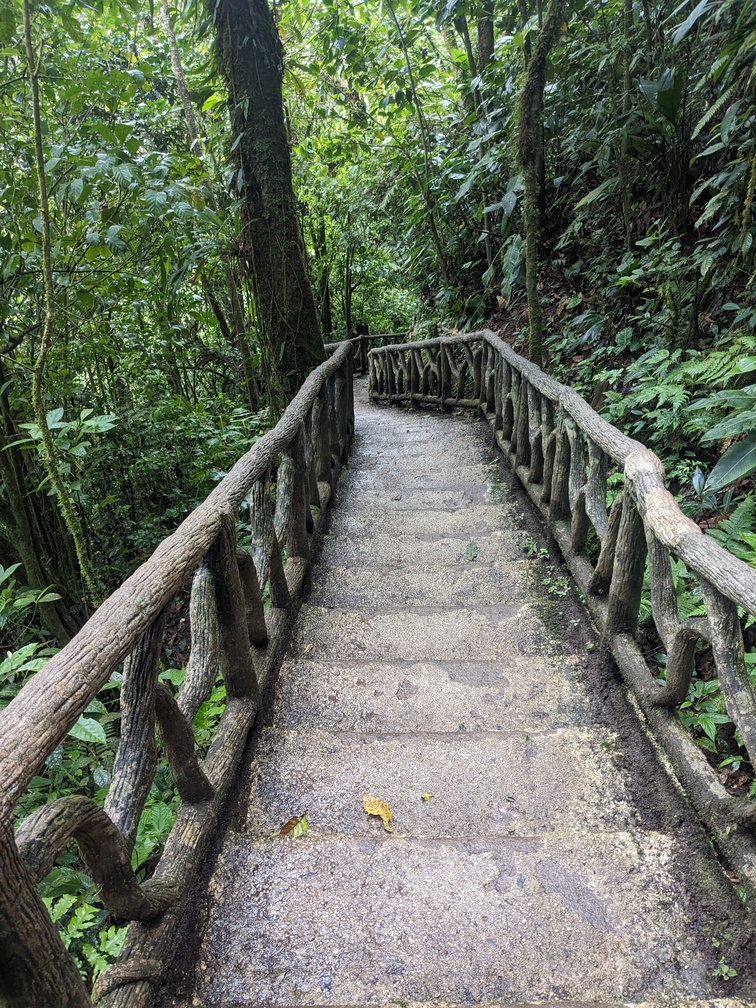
[368,327,756,898]
[0,340,352,818]
[369,329,756,616]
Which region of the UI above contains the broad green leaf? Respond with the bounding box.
[671,0,710,47]
[705,432,756,492]
[465,541,479,561]
[0,562,21,586]
[0,3,16,45]
[701,410,756,444]
[68,716,107,745]
[574,178,618,210]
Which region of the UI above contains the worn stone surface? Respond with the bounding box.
[243,726,639,837]
[306,561,530,608]
[269,657,593,732]
[166,378,756,1008]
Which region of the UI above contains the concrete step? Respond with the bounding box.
[188,833,741,1006]
[291,604,574,663]
[337,464,497,493]
[268,657,593,733]
[317,527,524,568]
[243,726,639,838]
[307,561,531,608]
[176,1002,753,1008]
[326,503,513,539]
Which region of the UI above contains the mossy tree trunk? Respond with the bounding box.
[212,0,325,417]
[160,0,261,411]
[516,0,564,368]
[24,0,104,610]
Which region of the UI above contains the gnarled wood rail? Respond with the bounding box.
[2,326,756,1006]
[0,336,397,1008]
[369,330,756,883]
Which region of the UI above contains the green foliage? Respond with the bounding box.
[43,894,127,985]
[678,679,732,747]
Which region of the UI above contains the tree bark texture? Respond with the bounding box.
[213,0,325,416]
[516,0,564,367]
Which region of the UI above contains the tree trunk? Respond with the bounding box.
[24,0,103,610]
[212,0,325,417]
[160,0,260,412]
[516,0,564,367]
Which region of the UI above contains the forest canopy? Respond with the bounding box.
[0,0,753,635]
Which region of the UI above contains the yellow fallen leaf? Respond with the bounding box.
[363,794,393,832]
[421,793,435,802]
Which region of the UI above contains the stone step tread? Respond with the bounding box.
[338,468,497,492]
[306,562,531,608]
[243,726,640,838]
[269,657,593,733]
[331,487,495,509]
[175,1001,751,1008]
[187,834,747,1006]
[292,604,573,663]
[326,504,517,539]
[318,530,524,568]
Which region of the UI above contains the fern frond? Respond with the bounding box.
[708,494,756,553]
[691,87,737,141]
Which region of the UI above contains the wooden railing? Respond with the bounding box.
[0,341,355,1007]
[326,332,406,375]
[370,331,756,891]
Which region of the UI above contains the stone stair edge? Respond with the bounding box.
[179,1000,752,1008]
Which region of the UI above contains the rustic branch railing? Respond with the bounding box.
[370,331,756,890]
[0,341,358,1008]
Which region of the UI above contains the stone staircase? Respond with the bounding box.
[161,378,755,1007]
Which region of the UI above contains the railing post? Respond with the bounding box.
[313,397,332,489]
[439,345,453,412]
[604,491,647,638]
[281,427,311,562]
[303,406,321,514]
[700,579,756,759]
[588,492,623,595]
[104,610,168,848]
[178,564,221,723]
[539,396,556,502]
[0,817,93,1007]
[207,511,259,700]
[514,378,531,468]
[549,417,571,522]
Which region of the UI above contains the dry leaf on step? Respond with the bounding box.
[363,794,393,832]
[274,813,309,837]
[303,643,314,654]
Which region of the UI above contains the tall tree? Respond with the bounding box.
[211,0,326,415]
[516,0,564,367]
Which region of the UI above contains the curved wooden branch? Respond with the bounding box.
[236,549,268,647]
[16,797,178,921]
[651,624,700,708]
[154,685,214,804]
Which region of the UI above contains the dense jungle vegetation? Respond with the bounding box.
[2,0,756,980]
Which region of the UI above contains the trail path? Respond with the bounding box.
[165,378,755,1008]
